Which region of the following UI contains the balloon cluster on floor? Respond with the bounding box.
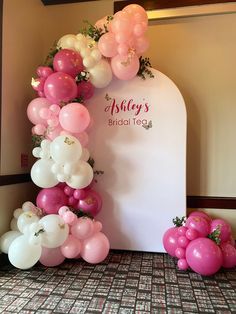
[163,211,236,276]
[0,4,150,269]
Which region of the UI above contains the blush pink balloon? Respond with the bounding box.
[93,221,103,233]
[220,242,236,268]
[78,190,102,217]
[189,211,211,223]
[60,235,81,259]
[27,97,51,125]
[98,33,118,58]
[40,247,65,267]
[210,219,232,243]
[162,227,180,257]
[186,238,223,276]
[134,36,149,54]
[77,81,94,100]
[53,49,83,78]
[62,211,77,225]
[185,216,210,237]
[80,232,110,264]
[73,132,89,147]
[36,187,68,215]
[46,125,63,141]
[44,72,77,104]
[111,54,139,80]
[59,103,90,133]
[71,217,94,240]
[123,4,148,23]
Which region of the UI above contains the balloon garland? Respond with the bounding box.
[163,211,236,276]
[0,4,153,269]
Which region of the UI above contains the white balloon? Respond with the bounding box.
[40,215,69,248]
[22,201,35,212]
[10,218,19,231]
[58,34,77,49]
[90,60,113,88]
[17,211,40,234]
[32,147,41,158]
[81,148,90,161]
[66,161,94,189]
[80,48,91,58]
[13,208,23,218]
[83,56,96,69]
[56,173,70,182]
[76,33,86,42]
[91,49,102,62]
[31,159,58,188]
[64,162,77,175]
[50,135,82,164]
[8,235,41,269]
[74,40,86,52]
[0,231,21,254]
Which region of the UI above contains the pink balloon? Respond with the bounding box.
[32,77,46,92]
[177,236,190,249]
[53,49,83,78]
[73,189,86,200]
[189,211,211,223]
[71,217,94,240]
[175,247,185,259]
[210,219,232,243]
[44,72,77,104]
[95,16,110,32]
[73,132,89,147]
[186,228,199,241]
[185,216,210,237]
[60,235,81,259]
[162,227,180,257]
[62,211,77,225]
[117,43,129,56]
[186,238,223,276]
[134,36,149,54]
[33,124,46,135]
[40,247,65,267]
[46,125,63,141]
[37,66,54,78]
[98,33,118,58]
[177,258,189,271]
[27,97,51,125]
[133,22,147,37]
[111,54,139,80]
[177,226,188,236]
[77,81,94,100]
[36,187,68,214]
[123,4,148,24]
[78,190,102,217]
[220,242,236,268]
[81,232,110,264]
[59,103,90,133]
[94,221,103,233]
[110,11,133,34]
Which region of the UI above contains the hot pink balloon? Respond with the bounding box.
[44,72,77,104]
[111,54,139,80]
[37,66,54,78]
[36,187,68,215]
[189,211,211,223]
[53,49,83,78]
[40,247,65,267]
[98,33,118,58]
[177,258,189,271]
[81,232,110,264]
[220,242,236,268]
[59,102,90,133]
[210,219,232,243]
[185,216,210,237]
[175,247,186,259]
[78,190,102,217]
[27,97,51,125]
[77,81,94,100]
[71,217,94,240]
[162,227,180,257]
[186,238,223,276]
[32,77,46,92]
[60,235,81,259]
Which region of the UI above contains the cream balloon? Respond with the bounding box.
[10,218,19,231]
[0,231,21,254]
[89,60,112,88]
[66,161,94,189]
[31,159,58,188]
[58,34,77,49]
[17,211,40,234]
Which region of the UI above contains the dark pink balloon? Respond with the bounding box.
[53,49,83,78]
[32,77,46,92]
[44,72,77,104]
[37,66,54,78]
[162,227,180,257]
[177,236,190,249]
[189,211,211,223]
[36,187,68,214]
[185,216,210,237]
[73,189,86,200]
[78,190,102,217]
[210,219,232,243]
[186,238,223,276]
[220,242,236,268]
[77,81,94,100]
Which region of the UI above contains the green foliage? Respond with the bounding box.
[43,42,60,68]
[81,20,104,42]
[137,57,154,80]
[32,134,44,148]
[172,216,186,227]
[207,227,221,245]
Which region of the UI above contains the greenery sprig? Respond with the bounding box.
[172,216,186,227]
[207,227,221,245]
[81,20,104,41]
[32,134,44,148]
[137,57,154,80]
[43,41,61,68]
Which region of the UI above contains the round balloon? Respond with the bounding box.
[36,187,68,215]
[53,49,83,78]
[27,97,51,125]
[0,231,21,254]
[31,159,58,188]
[111,54,139,80]
[40,246,65,267]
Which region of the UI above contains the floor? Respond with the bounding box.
[0,251,235,314]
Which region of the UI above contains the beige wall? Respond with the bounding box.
[1,1,236,236]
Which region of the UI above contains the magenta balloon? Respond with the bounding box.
[27,97,51,125]
[186,238,223,276]
[111,54,139,80]
[40,247,65,267]
[98,33,118,58]
[175,247,185,259]
[177,236,190,249]
[37,66,53,78]
[189,211,211,223]
[53,49,83,78]
[162,227,180,257]
[81,232,110,264]
[44,72,77,104]
[77,81,94,100]
[59,103,91,133]
[210,219,232,243]
[220,243,236,268]
[177,258,189,271]
[78,190,102,217]
[185,216,210,237]
[36,187,68,214]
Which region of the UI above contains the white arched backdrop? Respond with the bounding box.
[87,68,186,252]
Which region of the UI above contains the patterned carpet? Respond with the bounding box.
[0,250,235,314]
